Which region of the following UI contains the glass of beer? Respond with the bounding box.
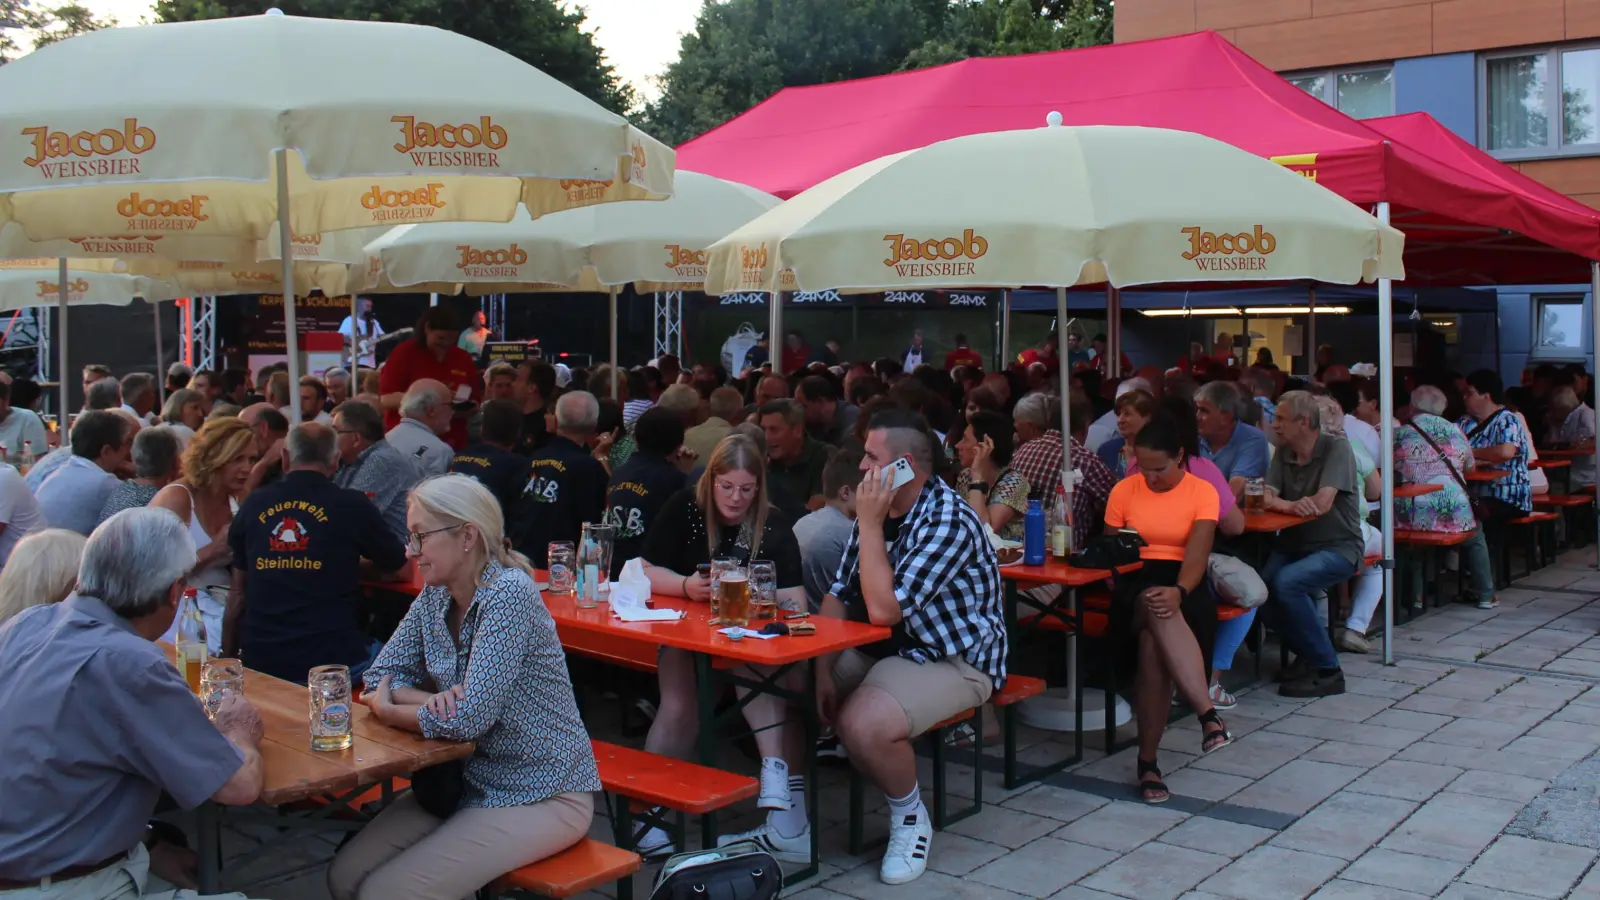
[750,560,777,620]
[1244,478,1266,513]
[718,565,752,628]
[546,541,576,596]
[176,588,207,693]
[200,658,245,721]
[709,556,739,619]
[308,665,354,752]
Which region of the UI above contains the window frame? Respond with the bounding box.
[1529,294,1588,361]
[1478,44,1600,160]
[1283,63,1396,120]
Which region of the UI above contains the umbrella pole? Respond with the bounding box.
[608,286,619,399]
[153,300,164,407]
[350,293,359,376]
[1378,203,1396,667]
[57,259,68,424]
[275,149,302,427]
[770,291,783,377]
[1307,285,1318,379]
[1056,286,1079,715]
[1000,288,1011,369]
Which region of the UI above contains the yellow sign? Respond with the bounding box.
[1270,153,1319,182]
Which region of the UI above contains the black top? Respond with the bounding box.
[513,435,608,566]
[228,470,407,682]
[451,443,527,520]
[517,407,551,456]
[642,487,803,589]
[604,451,687,577]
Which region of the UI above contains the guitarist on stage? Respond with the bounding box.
[338,297,385,368]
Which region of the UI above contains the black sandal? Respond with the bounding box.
[1199,708,1233,754]
[1137,757,1170,804]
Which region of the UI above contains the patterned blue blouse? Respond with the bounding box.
[1457,409,1532,514]
[364,561,601,809]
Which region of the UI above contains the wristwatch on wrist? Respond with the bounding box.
[967,481,990,494]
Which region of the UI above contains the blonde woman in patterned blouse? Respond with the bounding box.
[330,474,600,900]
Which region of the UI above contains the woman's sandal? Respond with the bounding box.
[1137,757,1170,804]
[1199,708,1233,754]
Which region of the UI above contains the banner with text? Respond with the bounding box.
[691,289,1001,311]
[241,293,352,354]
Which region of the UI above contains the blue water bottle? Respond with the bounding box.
[1023,497,1046,565]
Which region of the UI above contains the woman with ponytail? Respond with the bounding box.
[332,474,599,900]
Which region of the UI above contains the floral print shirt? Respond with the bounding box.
[956,467,1030,542]
[1395,414,1475,533]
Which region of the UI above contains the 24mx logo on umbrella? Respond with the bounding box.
[1181,226,1277,272]
[456,243,527,277]
[361,184,447,223]
[391,116,507,168]
[882,230,988,278]
[117,192,210,231]
[22,118,155,179]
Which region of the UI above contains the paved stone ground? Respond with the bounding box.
[212,548,1600,900]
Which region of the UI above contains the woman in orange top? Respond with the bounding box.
[1104,416,1232,804]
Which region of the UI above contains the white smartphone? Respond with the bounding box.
[883,455,916,491]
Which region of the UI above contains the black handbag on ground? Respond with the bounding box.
[1070,529,1146,570]
[649,841,783,900]
[409,759,466,818]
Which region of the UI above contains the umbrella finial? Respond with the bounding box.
[1045,111,1063,127]
[265,7,284,14]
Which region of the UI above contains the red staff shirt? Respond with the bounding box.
[378,340,481,449]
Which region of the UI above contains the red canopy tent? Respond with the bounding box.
[677,30,1600,284]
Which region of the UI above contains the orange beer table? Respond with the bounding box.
[1467,469,1511,483]
[162,645,473,892]
[1241,510,1315,532]
[1395,483,1445,499]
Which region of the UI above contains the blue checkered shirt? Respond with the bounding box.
[1457,409,1532,513]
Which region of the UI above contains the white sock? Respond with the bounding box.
[887,784,923,818]
[769,775,808,838]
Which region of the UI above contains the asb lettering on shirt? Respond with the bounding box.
[882,229,988,278]
[524,458,565,503]
[1181,226,1277,272]
[361,183,446,223]
[391,115,506,169]
[456,244,527,278]
[605,481,650,539]
[22,118,155,180]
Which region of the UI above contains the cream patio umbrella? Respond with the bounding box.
[0,9,675,422]
[704,119,1406,724]
[359,171,780,394]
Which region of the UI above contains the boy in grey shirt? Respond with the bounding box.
[792,449,863,612]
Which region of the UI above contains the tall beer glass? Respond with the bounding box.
[718,566,751,628]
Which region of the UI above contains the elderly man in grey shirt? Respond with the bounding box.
[34,410,132,536]
[332,399,421,542]
[0,507,265,897]
[384,379,454,477]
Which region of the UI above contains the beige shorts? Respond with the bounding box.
[831,648,994,738]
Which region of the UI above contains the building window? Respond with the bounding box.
[1286,66,1394,119]
[1482,47,1600,157]
[1533,296,1585,357]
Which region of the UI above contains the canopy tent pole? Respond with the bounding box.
[1307,285,1317,379]
[1378,203,1396,666]
[1592,262,1600,569]
[1107,286,1121,379]
[998,288,1011,370]
[1057,289,1073,501]
[770,291,784,377]
[153,300,165,407]
[57,259,68,424]
[609,286,619,399]
[275,149,302,427]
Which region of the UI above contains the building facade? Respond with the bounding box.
[1117,0,1600,376]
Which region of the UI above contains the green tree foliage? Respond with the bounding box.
[153,0,635,113]
[0,0,115,62]
[645,0,1113,145]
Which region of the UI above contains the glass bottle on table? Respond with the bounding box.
[1050,483,1072,560]
[175,588,207,693]
[19,440,34,471]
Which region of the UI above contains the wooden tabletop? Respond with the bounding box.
[1001,559,1141,587]
[1537,447,1595,459]
[366,566,889,667]
[1241,510,1314,532]
[543,592,889,667]
[162,645,473,806]
[1466,469,1511,482]
[1394,483,1445,498]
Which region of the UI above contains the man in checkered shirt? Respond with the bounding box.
[818,408,1006,886]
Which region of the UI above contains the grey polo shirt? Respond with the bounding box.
[34,455,118,536]
[0,595,243,881]
[385,418,452,478]
[793,504,854,612]
[1266,432,1365,567]
[334,439,422,542]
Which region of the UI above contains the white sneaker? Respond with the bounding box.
[717,822,810,865]
[633,824,675,859]
[879,809,932,885]
[757,758,791,811]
